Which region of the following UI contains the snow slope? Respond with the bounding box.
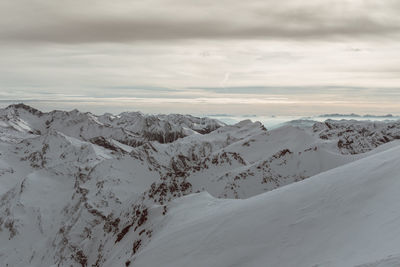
[133,144,400,267]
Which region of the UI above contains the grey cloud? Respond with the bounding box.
[1,0,400,44]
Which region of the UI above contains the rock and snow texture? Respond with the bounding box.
[0,104,399,266]
[312,119,400,154]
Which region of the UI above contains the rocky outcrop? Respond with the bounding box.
[313,120,400,154]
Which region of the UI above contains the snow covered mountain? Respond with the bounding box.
[0,104,399,266]
[133,144,400,267]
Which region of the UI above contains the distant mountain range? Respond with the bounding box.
[318,113,395,118]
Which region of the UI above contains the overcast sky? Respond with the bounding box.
[0,0,399,115]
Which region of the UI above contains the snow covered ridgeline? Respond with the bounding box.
[0,103,225,145]
[0,104,400,266]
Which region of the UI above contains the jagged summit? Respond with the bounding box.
[0,103,225,146]
[5,103,44,116]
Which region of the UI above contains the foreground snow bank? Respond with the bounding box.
[134,144,400,267]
